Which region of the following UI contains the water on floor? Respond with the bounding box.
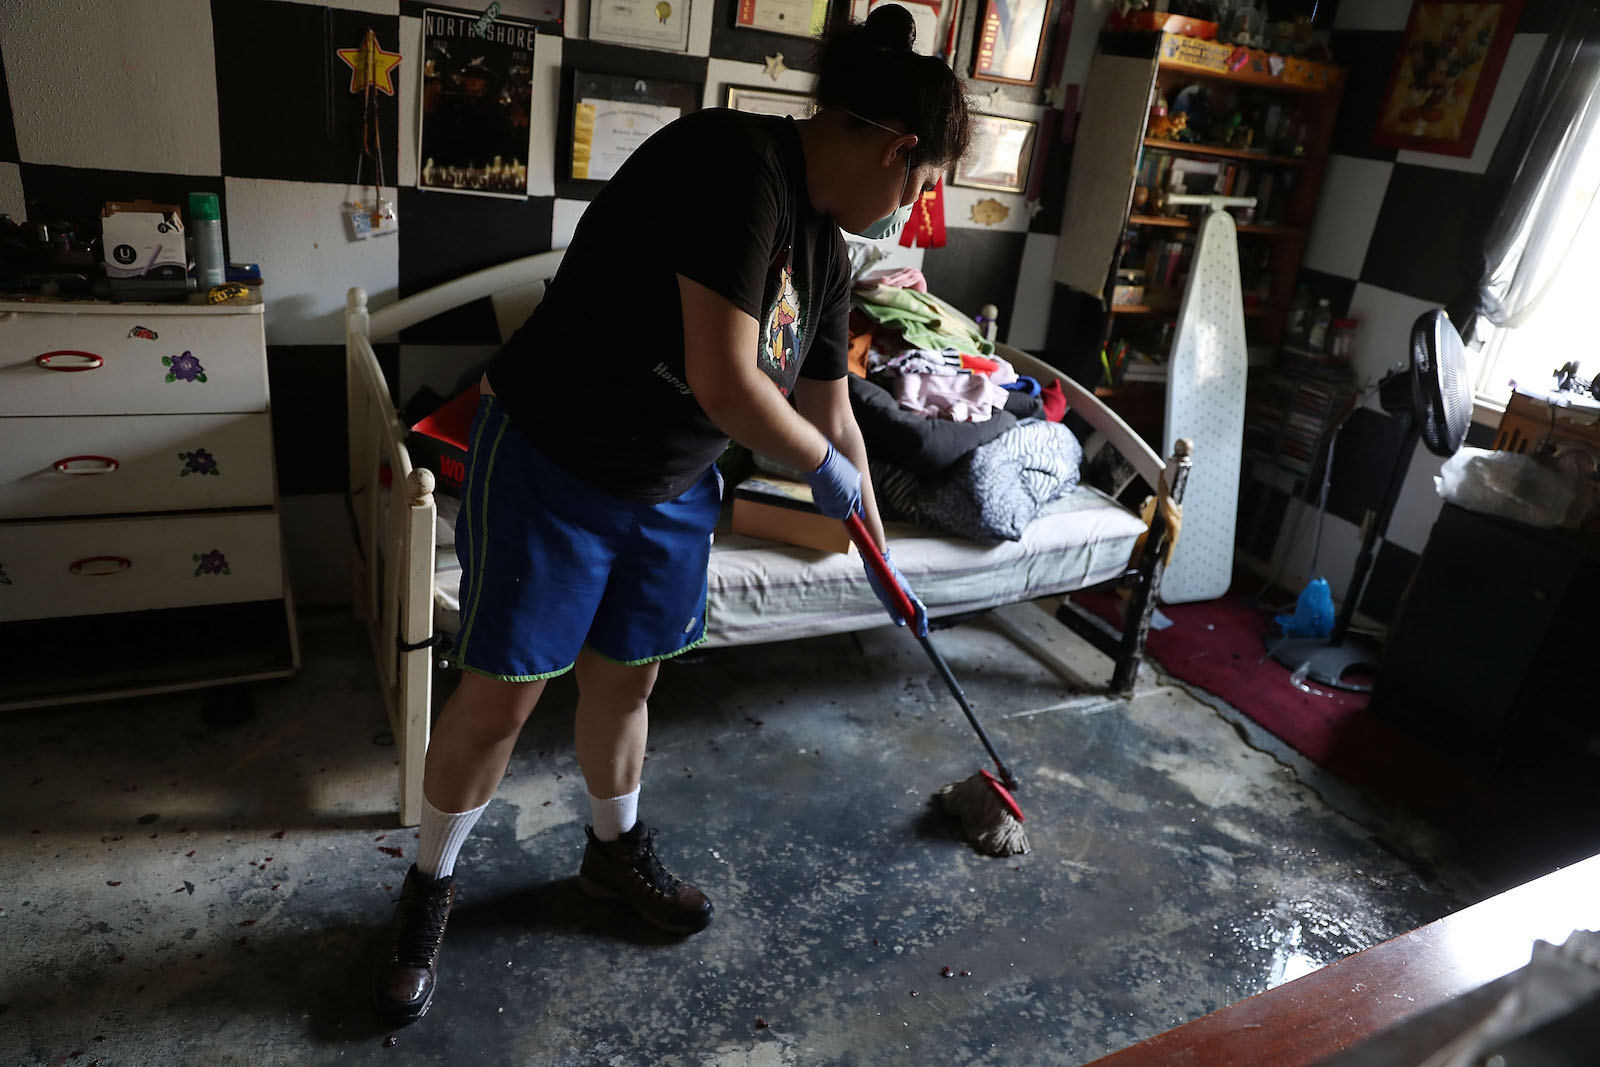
[1,612,1464,1065]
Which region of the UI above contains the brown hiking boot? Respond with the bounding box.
[373,865,455,1024]
[576,823,714,934]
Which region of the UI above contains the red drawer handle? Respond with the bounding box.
[69,556,132,576]
[36,350,105,371]
[53,455,121,475]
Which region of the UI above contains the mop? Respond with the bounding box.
[844,514,1030,856]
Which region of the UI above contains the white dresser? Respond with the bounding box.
[0,294,299,710]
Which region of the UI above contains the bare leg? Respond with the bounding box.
[570,650,712,932]
[573,649,659,799]
[422,670,547,811]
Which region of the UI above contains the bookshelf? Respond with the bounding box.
[1054,30,1346,418]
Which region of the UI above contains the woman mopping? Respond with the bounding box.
[374,7,971,1024]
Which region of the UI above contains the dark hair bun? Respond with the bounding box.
[863,3,916,53]
[812,6,971,170]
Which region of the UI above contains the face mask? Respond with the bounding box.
[838,107,915,240]
[856,196,913,240]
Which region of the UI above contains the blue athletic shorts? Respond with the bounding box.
[452,396,722,681]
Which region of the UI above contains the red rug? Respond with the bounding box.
[1070,592,1475,811]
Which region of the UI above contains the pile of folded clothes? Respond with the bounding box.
[849,269,1082,543]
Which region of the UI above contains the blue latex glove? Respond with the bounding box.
[804,443,862,520]
[865,546,929,637]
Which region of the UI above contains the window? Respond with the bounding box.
[1473,121,1600,406]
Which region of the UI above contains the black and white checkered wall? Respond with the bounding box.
[10,0,1493,618]
[0,0,1085,600]
[1231,0,1551,622]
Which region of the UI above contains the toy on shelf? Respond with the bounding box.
[1170,83,1212,141]
[1149,110,1189,140]
[1224,0,1266,49]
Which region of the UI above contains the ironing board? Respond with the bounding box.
[1160,196,1250,603]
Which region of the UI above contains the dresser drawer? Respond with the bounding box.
[0,413,277,518]
[0,304,267,416]
[0,512,284,621]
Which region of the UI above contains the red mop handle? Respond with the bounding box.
[848,510,1023,796]
[844,512,917,625]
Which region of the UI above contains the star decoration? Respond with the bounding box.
[338,29,402,96]
[984,85,1007,112]
[763,53,788,81]
[1027,199,1043,220]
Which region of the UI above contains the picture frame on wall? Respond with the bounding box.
[566,70,701,183]
[734,0,829,39]
[725,84,814,119]
[1371,0,1525,157]
[588,0,693,53]
[418,7,539,198]
[971,0,1051,86]
[951,113,1036,193]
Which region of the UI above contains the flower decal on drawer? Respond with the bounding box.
[178,448,220,476]
[162,351,207,384]
[193,549,231,576]
[0,563,10,585]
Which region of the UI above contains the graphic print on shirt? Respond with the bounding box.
[760,253,805,394]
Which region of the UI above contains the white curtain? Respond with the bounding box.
[1457,2,1600,340]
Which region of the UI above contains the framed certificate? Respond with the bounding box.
[734,0,829,38]
[972,0,1051,86]
[725,84,814,119]
[951,113,1036,193]
[589,0,693,53]
[565,70,701,183]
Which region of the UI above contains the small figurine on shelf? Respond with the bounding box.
[1267,14,1331,61]
[1226,0,1266,48]
[1223,112,1254,150]
[1277,107,1312,157]
[1148,87,1168,130]
[1170,84,1212,143]
[1149,110,1188,140]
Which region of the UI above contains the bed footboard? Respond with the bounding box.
[1054,439,1195,696]
[346,287,435,827]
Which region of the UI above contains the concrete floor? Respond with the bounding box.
[3,609,1469,1065]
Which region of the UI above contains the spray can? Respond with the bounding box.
[188,192,225,289]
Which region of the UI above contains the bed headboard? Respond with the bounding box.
[353,248,568,343]
[346,250,1171,493]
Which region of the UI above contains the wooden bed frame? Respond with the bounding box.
[344,252,1192,826]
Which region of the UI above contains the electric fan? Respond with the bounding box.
[1270,308,1473,691]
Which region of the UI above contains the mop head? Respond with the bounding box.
[936,773,1030,856]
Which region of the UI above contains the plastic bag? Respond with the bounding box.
[1275,576,1335,638]
[1434,447,1577,528]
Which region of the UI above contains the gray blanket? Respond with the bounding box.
[872,420,1084,543]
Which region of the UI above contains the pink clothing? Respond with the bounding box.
[859,266,929,293]
[881,370,1011,423]
[880,350,1020,387]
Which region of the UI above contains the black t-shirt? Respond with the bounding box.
[486,109,851,503]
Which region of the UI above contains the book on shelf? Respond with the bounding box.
[1102,339,1169,386]
[1123,360,1170,383]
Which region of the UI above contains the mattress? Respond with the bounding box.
[430,487,1145,649]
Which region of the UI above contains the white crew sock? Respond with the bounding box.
[416,796,489,879]
[588,786,640,842]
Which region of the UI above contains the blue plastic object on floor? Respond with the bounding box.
[1276,577,1335,638]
